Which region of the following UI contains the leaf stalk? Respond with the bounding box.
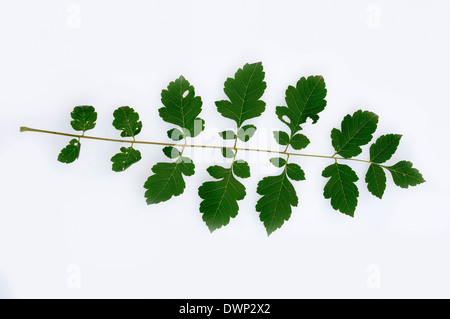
[20,126,377,166]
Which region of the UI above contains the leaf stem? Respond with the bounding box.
[20,126,376,165]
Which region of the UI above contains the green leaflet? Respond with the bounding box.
[162,146,180,159]
[365,164,386,199]
[255,75,326,235]
[219,130,236,140]
[256,169,300,236]
[222,147,235,158]
[233,160,250,178]
[111,106,142,171]
[58,139,81,164]
[276,75,327,136]
[270,157,286,168]
[200,62,266,233]
[112,106,142,137]
[237,125,257,142]
[215,62,267,128]
[370,134,402,163]
[159,76,204,138]
[58,105,97,164]
[385,161,425,188]
[286,163,305,181]
[273,131,290,146]
[290,134,310,150]
[144,157,195,204]
[331,110,379,158]
[198,163,247,232]
[322,163,359,217]
[364,134,401,198]
[70,106,97,132]
[111,147,142,172]
[167,128,184,141]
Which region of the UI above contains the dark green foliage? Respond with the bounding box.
[215,62,266,128]
[167,128,184,141]
[331,110,378,158]
[370,134,402,163]
[286,163,305,181]
[222,147,235,158]
[255,75,327,235]
[111,147,142,172]
[70,106,97,132]
[162,146,180,159]
[269,157,286,168]
[365,164,386,199]
[24,65,425,236]
[256,170,298,235]
[143,76,205,205]
[237,125,257,142]
[144,157,195,204]
[198,165,246,232]
[273,131,290,146]
[276,76,327,136]
[322,163,359,217]
[233,160,250,178]
[219,130,236,140]
[159,76,204,138]
[111,106,142,171]
[112,106,142,137]
[386,161,425,188]
[58,139,80,164]
[290,134,310,150]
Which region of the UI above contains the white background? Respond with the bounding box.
[0,0,449,298]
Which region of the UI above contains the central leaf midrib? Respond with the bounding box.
[152,163,180,201]
[371,136,400,163]
[236,64,258,128]
[121,108,135,137]
[290,78,321,132]
[210,167,235,227]
[335,164,351,213]
[385,165,422,182]
[267,169,288,232]
[370,165,382,195]
[179,79,186,130]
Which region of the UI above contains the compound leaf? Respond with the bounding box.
[159,76,204,137]
[112,106,142,137]
[198,165,246,232]
[71,106,97,132]
[385,161,425,188]
[370,134,402,164]
[276,76,327,135]
[144,157,195,204]
[365,164,386,199]
[256,170,298,236]
[111,146,142,172]
[331,110,378,158]
[322,163,359,216]
[58,139,80,164]
[215,62,266,128]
